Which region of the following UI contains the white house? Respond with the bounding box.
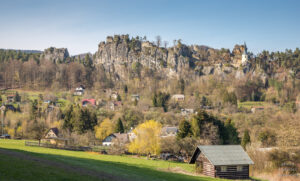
[74,85,85,96]
[181,108,194,115]
[171,94,185,101]
[102,133,129,146]
[110,92,119,100]
[131,94,140,101]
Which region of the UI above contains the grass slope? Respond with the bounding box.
[0,140,222,181]
[0,152,100,181]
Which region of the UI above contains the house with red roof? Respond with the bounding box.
[82,99,96,107]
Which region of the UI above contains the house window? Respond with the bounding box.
[221,166,227,172]
[237,165,243,171]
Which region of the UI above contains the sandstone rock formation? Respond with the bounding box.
[94,35,251,80]
[41,47,69,63]
[40,35,255,81]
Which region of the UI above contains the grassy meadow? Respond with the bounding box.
[0,140,224,181]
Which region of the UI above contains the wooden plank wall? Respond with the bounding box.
[196,153,215,177]
[215,165,249,179]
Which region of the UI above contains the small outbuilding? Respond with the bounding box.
[102,133,129,146]
[43,128,68,146]
[189,145,253,179]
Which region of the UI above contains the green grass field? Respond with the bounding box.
[0,140,224,181]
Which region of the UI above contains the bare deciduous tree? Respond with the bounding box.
[155,35,161,47]
[164,41,168,48]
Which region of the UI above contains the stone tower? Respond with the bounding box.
[241,42,249,66]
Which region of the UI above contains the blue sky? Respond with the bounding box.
[0,0,299,55]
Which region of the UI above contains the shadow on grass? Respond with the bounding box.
[0,147,220,181]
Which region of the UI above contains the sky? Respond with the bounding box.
[0,0,299,55]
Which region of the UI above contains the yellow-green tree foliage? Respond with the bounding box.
[94,118,114,141]
[129,120,162,155]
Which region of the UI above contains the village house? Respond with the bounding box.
[251,106,264,113]
[82,99,96,107]
[74,85,85,96]
[181,108,194,116]
[102,133,129,146]
[42,128,68,146]
[6,95,15,103]
[110,91,119,100]
[161,126,178,138]
[131,94,140,101]
[43,100,51,104]
[189,145,253,179]
[171,94,185,101]
[0,134,11,139]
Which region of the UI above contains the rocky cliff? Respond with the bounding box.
[94,35,253,79]
[41,47,69,63]
[39,35,263,80]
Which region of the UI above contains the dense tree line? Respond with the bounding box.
[0,49,40,62]
[62,105,97,134]
[0,58,112,90]
[256,48,300,73]
[177,110,240,145]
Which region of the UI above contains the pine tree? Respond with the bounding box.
[84,54,93,68]
[152,94,157,107]
[115,118,124,133]
[179,78,185,94]
[117,94,121,101]
[224,118,240,144]
[177,120,191,139]
[63,105,74,132]
[15,91,21,102]
[242,130,251,149]
[134,99,138,106]
[30,99,39,120]
[124,85,128,94]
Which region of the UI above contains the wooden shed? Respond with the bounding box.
[189,145,254,179]
[43,128,68,146]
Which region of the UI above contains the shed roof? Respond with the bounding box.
[103,133,129,143]
[48,128,59,136]
[189,145,254,166]
[161,126,178,136]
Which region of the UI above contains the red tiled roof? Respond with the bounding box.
[82,99,96,106]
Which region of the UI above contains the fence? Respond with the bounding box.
[25,141,108,152]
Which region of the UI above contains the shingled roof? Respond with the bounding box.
[189,145,254,166]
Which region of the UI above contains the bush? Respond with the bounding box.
[268,149,299,174]
[258,129,276,147]
[107,139,128,155]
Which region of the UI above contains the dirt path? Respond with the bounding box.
[0,148,129,181]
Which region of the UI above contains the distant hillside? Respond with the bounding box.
[0,49,43,54]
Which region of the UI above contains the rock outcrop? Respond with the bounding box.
[41,47,69,63]
[94,35,252,80]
